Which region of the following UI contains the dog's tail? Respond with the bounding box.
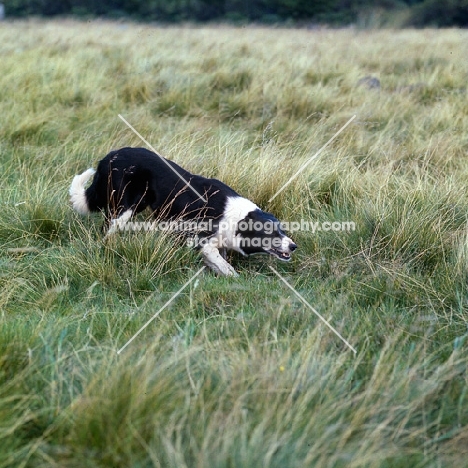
[69,168,96,215]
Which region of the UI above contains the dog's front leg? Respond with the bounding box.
[200,244,238,277]
[103,209,133,240]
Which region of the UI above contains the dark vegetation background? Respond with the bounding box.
[4,0,468,26]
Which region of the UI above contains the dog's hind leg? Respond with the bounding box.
[200,244,238,277]
[103,209,133,240]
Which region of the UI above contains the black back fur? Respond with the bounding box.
[85,147,238,225]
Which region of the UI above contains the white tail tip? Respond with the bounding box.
[69,168,95,215]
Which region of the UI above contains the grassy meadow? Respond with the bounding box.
[1,20,468,467]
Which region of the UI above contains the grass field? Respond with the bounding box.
[0,20,468,467]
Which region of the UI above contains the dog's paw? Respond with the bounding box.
[223,264,239,277]
[207,261,238,277]
[201,244,238,277]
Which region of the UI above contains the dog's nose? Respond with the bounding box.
[289,243,297,252]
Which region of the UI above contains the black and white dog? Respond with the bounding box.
[70,147,296,276]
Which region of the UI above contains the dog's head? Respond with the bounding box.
[236,209,297,261]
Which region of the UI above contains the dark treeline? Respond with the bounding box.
[4,0,468,26]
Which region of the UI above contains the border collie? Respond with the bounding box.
[70,147,296,276]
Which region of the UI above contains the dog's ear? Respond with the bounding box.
[244,210,258,220]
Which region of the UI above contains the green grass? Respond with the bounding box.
[1,19,468,467]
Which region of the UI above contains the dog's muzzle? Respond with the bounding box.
[268,237,297,261]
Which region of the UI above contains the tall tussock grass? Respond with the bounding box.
[0,20,467,467]
[2,331,466,467]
